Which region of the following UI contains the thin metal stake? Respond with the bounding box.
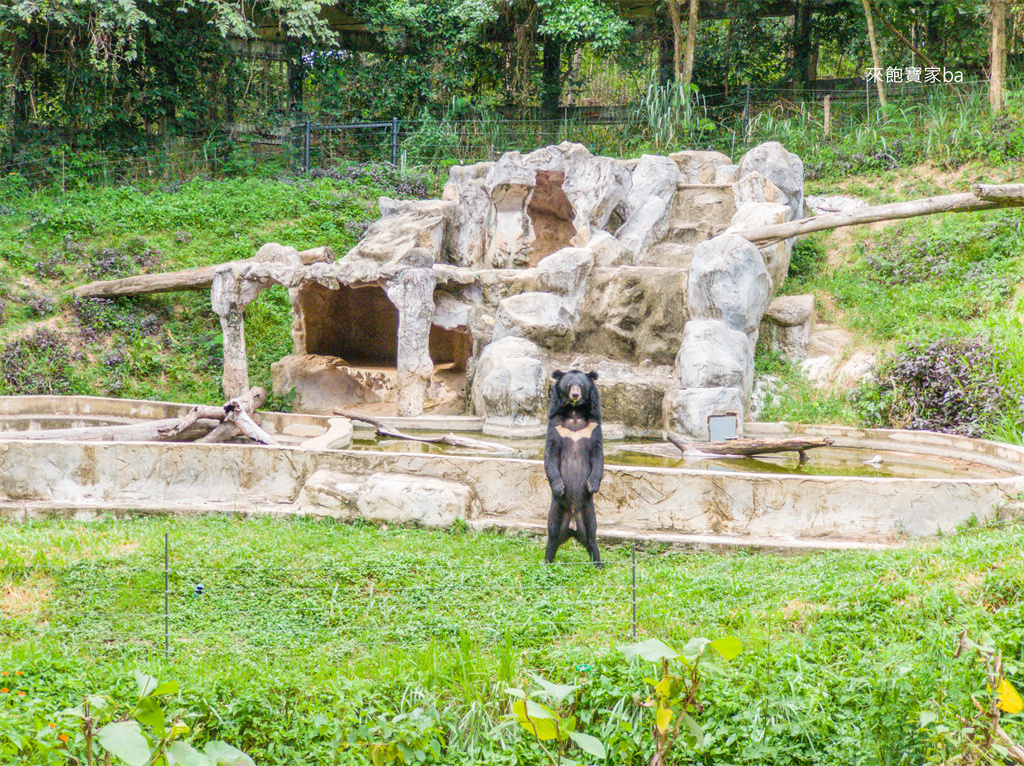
[303,120,311,175]
[164,532,169,659]
[391,117,399,169]
[631,540,637,641]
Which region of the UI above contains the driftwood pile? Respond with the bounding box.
[0,387,277,445]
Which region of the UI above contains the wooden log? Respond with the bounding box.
[666,431,834,459]
[731,191,1023,246]
[335,408,516,453]
[0,418,221,442]
[74,246,333,299]
[973,183,1024,201]
[0,387,273,445]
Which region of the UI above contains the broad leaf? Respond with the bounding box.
[168,742,214,766]
[678,711,705,750]
[203,741,256,766]
[620,638,679,663]
[709,636,743,661]
[153,680,180,697]
[655,704,672,734]
[919,711,938,726]
[653,675,673,700]
[568,731,607,759]
[681,637,711,662]
[136,696,165,735]
[134,670,159,699]
[997,677,1023,714]
[512,699,559,740]
[97,722,151,766]
[530,674,577,704]
[504,687,526,699]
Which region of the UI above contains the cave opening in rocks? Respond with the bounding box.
[527,169,576,265]
[298,283,472,372]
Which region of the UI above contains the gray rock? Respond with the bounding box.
[271,354,394,413]
[479,357,549,429]
[597,375,671,432]
[536,247,594,299]
[676,319,754,399]
[687,234,772,343]
[714,164,741,184]
[760,294,815,362]
[737,142,804,221]
[727,202,793,291]
[563,154,632,243]
[346,198,451,267]
[492,292,575,352]
[576,267,688,365]
[298,470,480,527]
[385,268,437,417]
[666,386,746,441]
[588,231,632,268]
[805,195,868,215]
[471,336,546,416]
[441,162,494,267]
[669,150,733,184]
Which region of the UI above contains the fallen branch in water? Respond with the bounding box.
[335,409,516,453]
[667,431,834,461]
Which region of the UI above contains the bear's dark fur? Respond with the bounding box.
[543,369,604,567]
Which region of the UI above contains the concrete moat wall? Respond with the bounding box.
[2,397,1021,547]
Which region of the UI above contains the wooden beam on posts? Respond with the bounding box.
[74,246,334,299]
[731,186,1024,246]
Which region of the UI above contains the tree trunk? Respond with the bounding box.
[732,187,1024,245]
[681,0,698,86]
[667,0,683,79]
[861,0,887,109]
[991,0,1007,114]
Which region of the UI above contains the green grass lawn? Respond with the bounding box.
[3,516,1024,764]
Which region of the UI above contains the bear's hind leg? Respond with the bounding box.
[545,500,572,563]
[580,499,603,569]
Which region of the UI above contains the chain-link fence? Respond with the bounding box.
[2,535,711,658]
[5,75,1021,192]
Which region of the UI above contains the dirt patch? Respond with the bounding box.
[0,576,54,619]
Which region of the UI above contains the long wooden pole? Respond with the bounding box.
[861,0,887,110]
[990,0,1007,114]
[74,246,333,299]
[681,0,698,87]
[732,185,1024,246]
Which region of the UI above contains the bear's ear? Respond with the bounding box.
[588,371,599,381]
[551,370,565,381]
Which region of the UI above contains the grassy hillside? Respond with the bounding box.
[3,516,1024,765]
[0,166,427,405]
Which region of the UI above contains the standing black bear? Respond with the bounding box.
[543,369,604,567]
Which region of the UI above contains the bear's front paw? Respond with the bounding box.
[586,478,601,494]
[551,480,566,498]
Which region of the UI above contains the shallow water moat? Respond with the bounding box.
[1,396,1022,549]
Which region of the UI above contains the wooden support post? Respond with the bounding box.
[823,94,832,137]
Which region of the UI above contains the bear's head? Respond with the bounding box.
[549,369,601,420]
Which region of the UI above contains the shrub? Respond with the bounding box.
[0,328,82,395]
[857,336,1022,438]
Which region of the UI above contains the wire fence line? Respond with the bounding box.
[5,74,1021,192]
[1,535,682,657]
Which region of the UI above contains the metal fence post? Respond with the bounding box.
[631,540,637,641]
[391,117,399,169]
[304,120,311,175]
[743,84,751,145]
[164,532,169,659]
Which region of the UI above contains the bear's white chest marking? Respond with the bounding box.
[555,422,597,442]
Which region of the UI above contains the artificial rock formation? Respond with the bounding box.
[215,140,807,436]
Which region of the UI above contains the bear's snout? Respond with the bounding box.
[569,384,582,401]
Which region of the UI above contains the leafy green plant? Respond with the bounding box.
[920,631,1024,765]
[506,674,606,766]
[619,636,743,766]
[636,82,714,152]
